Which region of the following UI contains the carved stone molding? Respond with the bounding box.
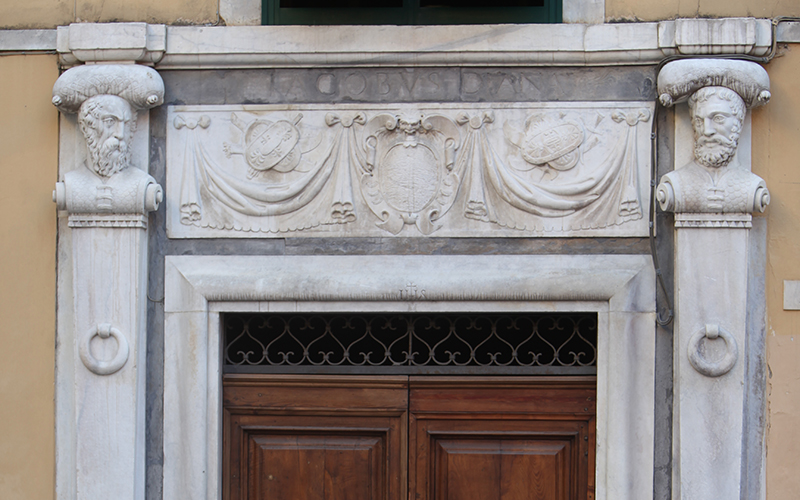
[163,254,656,500]
[167,103,652,238]
[674,212,753,229]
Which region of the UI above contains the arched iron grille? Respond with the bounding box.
[223,313,597,375]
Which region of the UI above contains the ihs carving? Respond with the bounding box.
[656,59,770,216]
[52,64,164,227]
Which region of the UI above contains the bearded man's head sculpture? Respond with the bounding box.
[78,95,136,177]
[688,87,746,169]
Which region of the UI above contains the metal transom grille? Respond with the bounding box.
[224,313,597,375]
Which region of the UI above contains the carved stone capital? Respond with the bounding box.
[656,58,770,109]
[52,63,164,113]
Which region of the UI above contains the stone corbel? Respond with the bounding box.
[53,62,163,500]
[57,22,166,67]
[658,18,772,57]
[656,58,769,500]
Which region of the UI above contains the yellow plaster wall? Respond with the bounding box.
[0,55,59,500]
[751,45,800,500]
[0,0,217,29]
[607,0,800,22]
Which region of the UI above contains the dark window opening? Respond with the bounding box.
[280,0,403,7]
[263,0,560,25]
[223,312,597,375]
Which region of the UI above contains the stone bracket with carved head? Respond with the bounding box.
[52,64,164,225]
[655,58,770,216]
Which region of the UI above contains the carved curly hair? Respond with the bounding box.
[688,87,746,129]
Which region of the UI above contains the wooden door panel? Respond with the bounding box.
[410,377,595,500]
[224,375,407,500]
[248,433,384,500]
[223,375,595,500]
[434,438,571,500]
[409,376,597,415]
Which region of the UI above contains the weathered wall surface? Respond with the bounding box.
[0,55,58,499]
[0,0,216,29]
[752,45,800,500]
[607,0,800,22]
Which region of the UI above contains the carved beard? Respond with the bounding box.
[694,133,739,169]
[90,136,130,177]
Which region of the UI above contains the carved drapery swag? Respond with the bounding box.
[169,104,652,237]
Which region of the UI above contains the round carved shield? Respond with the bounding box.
[244,119,301,173]
[521,117,584,171]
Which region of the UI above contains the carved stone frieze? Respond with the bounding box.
[167,103,653,238]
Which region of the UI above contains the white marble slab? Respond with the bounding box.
[784,280,800,310]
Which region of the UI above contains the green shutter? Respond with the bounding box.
[263,0,561,25]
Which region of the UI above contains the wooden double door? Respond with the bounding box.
[223,375,596,500]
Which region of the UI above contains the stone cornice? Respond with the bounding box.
[0,18,778,67]
[157,18,771,69]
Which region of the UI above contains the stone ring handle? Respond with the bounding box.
[687,324,737,377]
[79,323,129,376]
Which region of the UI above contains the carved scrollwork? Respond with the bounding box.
[687,324,738,377]
[79,323,130,376]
